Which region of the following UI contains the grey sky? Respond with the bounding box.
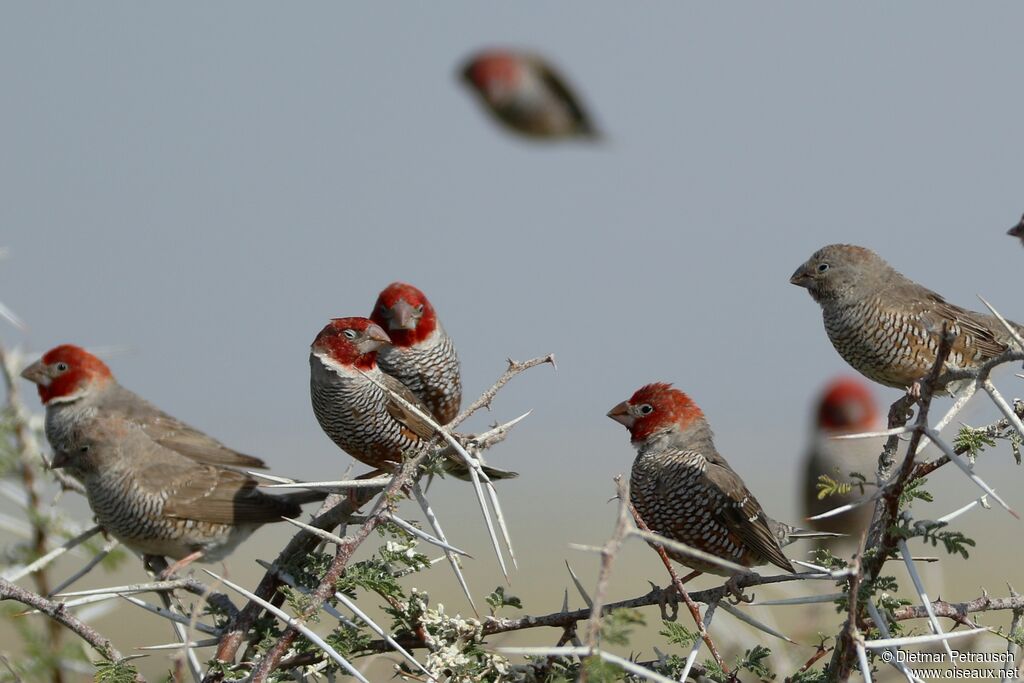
[2,3,1023,666]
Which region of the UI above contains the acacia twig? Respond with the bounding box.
[0,577,142,680]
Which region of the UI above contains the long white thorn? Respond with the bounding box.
[254,560,357,628]
[924,426,1018,518]
[564,561,593,608]
[48,538,120,597]
[831,426,913,440]
[680,601,716,682]
[752,593,845,606]
[596,651,678,683]
[983,379,1024,442]
[855,641,873,683]
[55,580,189,598]
[411,482,477,615]
[916,384,976,456]
[866,600,922,683]
[483,478,517,570]
[383,513,470,556]
[0,301,27,332]
[978,295,1024,351]
[863,627,989,649]
[1,525,101,582]
[719,602,794,643]
[204,570,370,683]
[357,369,510,579]
[137,639,220,651]
[333,590,435,680]
[630,529,749,574]
[118,595,220,635]
[897,539,953,660]
[791,560,855,578]
[936,496,988,525]
[280,515,349,545]
[264,477,392,492]
[246,471,296,484]
[807,492,882,521]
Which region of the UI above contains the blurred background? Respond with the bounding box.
[2,2,1024,680]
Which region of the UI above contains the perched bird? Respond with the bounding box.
[21,345,266,469]
[1008,213,1024,245]
[608,383,825,578]
[802,378,881,554]
[370,282,462,425]
[460,49,599,140]
[309,317,515,480]
[790,244,1024,391]
[51,415,324,574]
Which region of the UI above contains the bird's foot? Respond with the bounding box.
[155,550,204,580]
[724,573,755,605]
[653,582,680,621]
[907,381,923,400]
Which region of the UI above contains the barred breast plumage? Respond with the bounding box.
[52,415,321,564]
[309,355,425,469]
[792,244,1024,391]
[376,327,461,425]
[609,383,824,577]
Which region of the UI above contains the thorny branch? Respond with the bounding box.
[207,355,553,681]
[628,498,726,671]
[827,328,957,680]
[450,354,556,429]
[578,476,631,683]
[3,328,1023,681]
[0,577,142,681]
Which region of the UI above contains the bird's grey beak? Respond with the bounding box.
[50,450,69,470]
[789,265,811,288]
[606,401,634,428]
[20,360,49,386]
[388,300,418,331]
[359,323,392,353]
[1008,219,1024,238]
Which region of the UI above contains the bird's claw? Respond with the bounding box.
[907,381,923,400]
[655,584,680,621]
[724,574,754,605]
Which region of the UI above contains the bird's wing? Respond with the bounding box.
[108,386,267,469]
[530,57,596,136]
[147,461,297,525]
[889,282,1009,360]
[379,372,437,441]
[700,454,794,572]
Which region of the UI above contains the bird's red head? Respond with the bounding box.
[607,383,705,443]
[369,282,437,347]
[461,51,523,95]
[816,377,878,433]
[311,318,391,370]
[20,345,113,405]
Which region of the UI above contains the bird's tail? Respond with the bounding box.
[443,459,519,482]
[771,520,845,548]
[278,490,331,510]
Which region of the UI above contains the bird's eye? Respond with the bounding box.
[639,404,653,415]
[55,362,69,372]
[817,263,830,273]
[79,445,90,453]
[415,304,424,314]
[343,329,358,340]
[380,304,390,314]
